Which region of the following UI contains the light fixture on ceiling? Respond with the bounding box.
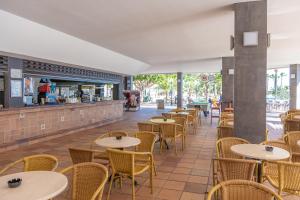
[243,31,258,46]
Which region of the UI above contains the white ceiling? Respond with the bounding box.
[0,0,299,74]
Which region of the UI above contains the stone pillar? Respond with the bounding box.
[290,64,300,109]
[5,57,24,108]
[177,72,183,108]
[124,76,133,90]
[234,0,267,143]
[221,57,235,110]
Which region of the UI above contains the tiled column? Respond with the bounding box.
[124,76,133,90]
[177,72,183,108]
[234,0,267,143]
[222,57,235,110]
[290,64,300,109]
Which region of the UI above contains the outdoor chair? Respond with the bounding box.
[69,148,109,165]
[213,158,257,185]
[172,116,187,148]
[162,113,172,119]
[187,113,197,134]
[217,125,234,139]
[207,179,283,200]
[265,161,300,196]
[0,154,58,175]
[220,112,234,121]
[260,140,291,183]
[283,131,300,162]
[216,137,249,159]
[160,123,184,155]
[137,122,154,132]
[106,149,153,200]
[135,131,157,175]
[60,162,108,200]
[151,116,165,119]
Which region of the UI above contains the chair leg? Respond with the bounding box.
[181,135,184,151]
[107,173,115,200]
[174,138,177,155]
[132,175,135,200]
[149,167,153,194]
[160,138,163,154]
[153,161,157,176]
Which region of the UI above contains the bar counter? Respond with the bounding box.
[0,100,124,151]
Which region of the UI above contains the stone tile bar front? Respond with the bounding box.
[0,100,124,151]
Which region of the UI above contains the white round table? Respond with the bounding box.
[231,144,290,161]
[95,136,141,149]
[169,112,189,115]
[0,171,68,200]
[150,118,175,124]
[231,144,290,183]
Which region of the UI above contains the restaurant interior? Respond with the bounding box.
[0,0,300,200]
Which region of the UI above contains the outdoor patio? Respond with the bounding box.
[0,107,298,200]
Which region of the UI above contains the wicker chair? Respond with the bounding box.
[283,131,300,162]
[265,161,300,196]
[171,108,184,112]
[137,122,154,132]
[160,123,184,155]
[219,119,234,126]
[212,158,258,186]
[216,137,249,159]
[284,114,300,134]
[0,154,58,175]
[135,131,157,175]
[172,117,187,148]
[91,131,128,161]
[187,113,197,134]
[69,148,109,165]
[151,116,165,119]
[106,149,153,200]
[207,179,283,200]
[217,126,234,139]
[220,112,234,121]
[162,113,172,119]
[60,162,108,200]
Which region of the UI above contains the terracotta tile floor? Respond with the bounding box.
[0,108,299,200]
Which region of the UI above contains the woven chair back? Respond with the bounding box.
[218,126,234,139]
[69,148,94,164]
[24,154,58,171]
[217,137,249,159]
[278,161,300,195]
[135,131,156,153]
[62,162,108,200]
[284,131,300,153]
[107,149,134,174]
[137,122,154,132]
[220,180,282,200]
[162,113,172,119]
[216,158,257,181]
[160,123,176,138]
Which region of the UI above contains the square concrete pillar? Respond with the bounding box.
[177,72,183,108]
[234,0,267,143]
[222,57,235,110]
[290,64,300,109]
